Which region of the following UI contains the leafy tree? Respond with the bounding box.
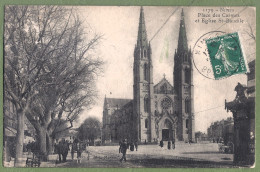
[77,117,101,144]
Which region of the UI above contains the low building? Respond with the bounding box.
[3,99,17,162]
[4,99,36,162]
[207,117,234,144]
[195,132,208,142]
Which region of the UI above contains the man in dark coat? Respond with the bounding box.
[71,139,78,160]
[172,139,175,149]
[61,139,70,162]
[119,139,128,162]
[130,142,134,151]
[160,140,164,148]
[168,140,171,150]
[57,141,62,163]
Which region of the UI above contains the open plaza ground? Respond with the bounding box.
[51,142,236,168]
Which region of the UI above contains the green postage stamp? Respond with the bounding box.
[206,32,247,80]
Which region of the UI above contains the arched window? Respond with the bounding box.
[144,63,149,81]
[185,68,190,83]
[184,54,188,62]
[186,119,189,129]
[144,96,149,112]
[145,118,148,128]
[144,49,147,57]
[185,98,190,113]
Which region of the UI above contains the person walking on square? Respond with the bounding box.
[85,142,90,160]
[130,142,134,151]
[71,139,78,160]
[189,139,192,145]
[76,141,84,164]
[119,141,122,153]
[61,138,69,162]
[134,141,138,151]
[57,141,63,163]
[172,139,175,149]
[26,141,32,155]
[160,140,164,148]
[168,140,171,150]
[119,139,128,162]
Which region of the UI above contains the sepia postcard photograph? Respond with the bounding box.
[3,4,256,168]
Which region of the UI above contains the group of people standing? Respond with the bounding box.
[70,138,87,163]
[159,140,175,150]
[25,141,39,155]
[54,138,87,164]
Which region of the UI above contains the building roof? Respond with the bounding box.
[154,76,175,94]
[154,77,173,88]
[104,97,132,109]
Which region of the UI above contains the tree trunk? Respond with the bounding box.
[37,128,48,161]
[14,110,24,167]
[47,135,54,155]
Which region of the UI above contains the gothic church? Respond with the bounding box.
[102,7,195,143]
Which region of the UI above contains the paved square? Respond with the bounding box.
[54,143,235,168]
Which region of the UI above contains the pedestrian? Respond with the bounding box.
[61,138,69,162]
[119,139,128,162]
[85,142,90,160]
[77,141,84,163]
[130,142,134,151]
[144,139,147,144]
[26,141,32,155]
[159,140,164,148]
[54,143,58,154]
[172,139,175,149]
[134,141,138,151]
[126,139,130,149]
[57,141,62,163]
[168,140,171,150]
[119,141,122,153]
[71,139,78,160]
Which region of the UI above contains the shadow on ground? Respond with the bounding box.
[128,158,236,168]
[182,151,222,154]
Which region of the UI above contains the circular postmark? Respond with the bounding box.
[192,31,246,80]
[192,31,226,79]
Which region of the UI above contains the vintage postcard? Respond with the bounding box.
[3,5,255,168]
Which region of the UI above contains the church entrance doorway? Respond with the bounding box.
[159,118,175,141]
[162,129,170,141]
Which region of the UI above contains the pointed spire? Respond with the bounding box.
[137,6,148,48]
[177,8,188,53]
[104,95,108,109]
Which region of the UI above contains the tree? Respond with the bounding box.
[77,117,101,144]
[4,6,103,165]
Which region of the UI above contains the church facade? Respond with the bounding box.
[102,7,195,143]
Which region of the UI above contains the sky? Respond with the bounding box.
[74,6,256,133]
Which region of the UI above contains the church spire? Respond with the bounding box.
[177,8,188,53]
[137,6,148,48]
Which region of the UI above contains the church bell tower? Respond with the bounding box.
[133,7,156,142]
[174,9,195,142]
